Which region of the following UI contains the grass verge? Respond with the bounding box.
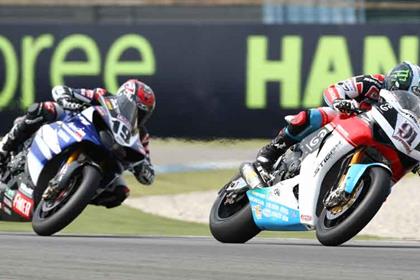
[150,138,269,149]
[0,204,379,240]
[0,205,316,238]
[0,206,209,235]
[125,169,236,197]
[0,169,236,235]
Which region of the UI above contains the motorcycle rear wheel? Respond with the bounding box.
[209,187,260,243]
[316,167,390,246]
[32,165,101,236]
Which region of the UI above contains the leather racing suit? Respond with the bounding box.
[256,74,385,171]
[0,85,155,209]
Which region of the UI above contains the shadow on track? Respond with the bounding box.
[2,232,420,249]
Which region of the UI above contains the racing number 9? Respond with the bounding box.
[398,122,417,146]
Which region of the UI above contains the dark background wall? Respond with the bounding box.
[0,1,418,138]
[0,23,418,138]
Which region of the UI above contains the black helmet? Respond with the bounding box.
[384,61,420,96]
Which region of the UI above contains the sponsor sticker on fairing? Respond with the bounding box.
[64,123,85,141]
[57,129,71,143]
[12,192,33,219]
[300,214,312,222]
[3,207,11,215]
[313,141,342,176]
[253,205,262,219]
[3,197,12,208]
[262,208,271,218]
[19,182,33,197]
[271,188,281,197]
[105,99,114,110]
[4,188,15,200]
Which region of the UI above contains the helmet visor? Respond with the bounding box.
[115,93,138,128]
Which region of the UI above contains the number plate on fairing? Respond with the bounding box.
[373,106,420,161]
[393,114,420,152]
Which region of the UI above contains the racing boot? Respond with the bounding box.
[0,119,26,162]
[0,137,10,162]
[91,186,130,208]
[0,104,49,163]
[256,128,296,174]
[0,125,21,172]
[0,102,58,170]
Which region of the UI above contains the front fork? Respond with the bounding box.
[42,148,82,201]
[339,148,364,186]
[324,148,364,208]
[349,148,364,165]
[65,149,81,165]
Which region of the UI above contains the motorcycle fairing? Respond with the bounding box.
[247,175,307,231]
[299,126,333,157]
[372,90,420,161]
[344,163,391,194]
[371,106,420,161]
[27,110,101,186]
[298,128,354,226]
[248,125,354,229]
[88,104,147,155]
[0,184,33,221]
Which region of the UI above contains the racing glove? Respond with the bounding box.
[53,86,84,111]
[131,159,155,185]
[60,99,84,111]
[333,99,359,114]
[412,163,420,176]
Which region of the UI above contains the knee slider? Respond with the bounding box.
[287,110,310,127]
[27,102,57,122]
[41,102,58,122]
[286,110,310,136]
[26,103,43,119]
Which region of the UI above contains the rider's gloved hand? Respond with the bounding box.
[52,85,72,101]
[59,98,84,111]
[412,163,420,176]
[130,159,155,185]
[333,99,359,114]
[59,98,83,111]
[53,85,84,111]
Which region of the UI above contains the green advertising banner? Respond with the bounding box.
[0,24,418,138]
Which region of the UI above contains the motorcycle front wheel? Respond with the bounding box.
[209,184,260,243]
[316,167,390,246]
[32,165,101,236]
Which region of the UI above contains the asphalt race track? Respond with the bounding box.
[1,234,419,280]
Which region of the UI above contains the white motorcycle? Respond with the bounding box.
[209,89,420,246]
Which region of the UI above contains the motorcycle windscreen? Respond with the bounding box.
[375,90,420,161]
[114,93,138,128]
[386,90,420,120]
[101,95,145,157]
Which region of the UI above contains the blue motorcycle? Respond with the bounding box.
[0,94,147,236]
